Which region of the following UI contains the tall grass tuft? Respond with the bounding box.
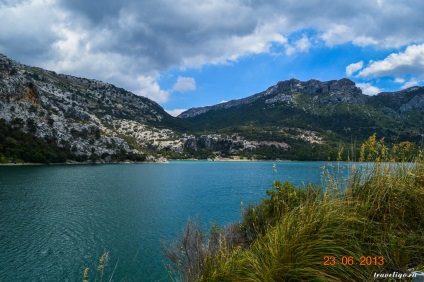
[83,252,111,282]
[165,135,424,281]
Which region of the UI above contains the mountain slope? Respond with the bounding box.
[179,78,366,118]
[1,53,423,162]
[178,78,424,160]
[0,53,189,163]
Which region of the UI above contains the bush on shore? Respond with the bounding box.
[163,135,424,281]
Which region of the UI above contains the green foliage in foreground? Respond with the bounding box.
[164,136,424,281]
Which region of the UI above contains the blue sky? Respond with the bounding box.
[1,1,423,116]
[160,39,421,115]
[159,42,400,112]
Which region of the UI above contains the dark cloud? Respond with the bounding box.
[56,0,128,24]
[1,0,424,102]
[106,1,258,67]
[0,0,28,8]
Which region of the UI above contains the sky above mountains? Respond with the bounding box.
[1,0,423,115]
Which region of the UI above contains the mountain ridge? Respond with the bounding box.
[176,76,424,159]
[0,53,187,163]
[178,78,369,118]
[1,53,423,162]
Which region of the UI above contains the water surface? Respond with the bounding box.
[0,161,332,281]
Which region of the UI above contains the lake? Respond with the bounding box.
[0,161,336,281]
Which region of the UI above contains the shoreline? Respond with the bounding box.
[0,160,169,166]
[207,158,257,162]
[0,159,361,166]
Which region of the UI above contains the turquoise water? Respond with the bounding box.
[0,161,332,281]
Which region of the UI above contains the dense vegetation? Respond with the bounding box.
[4,53,424,162]
[163,136,424,281]
[184,88,424,145]
[179,87,424,160]
[0,119,146,164]
[0,119,69,163]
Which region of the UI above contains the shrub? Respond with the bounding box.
[165,135,424,281]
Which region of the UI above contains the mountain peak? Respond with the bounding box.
[179,78,365,118]
[0,53,18,78]
[0,52,184,163]
[272,77,361,96]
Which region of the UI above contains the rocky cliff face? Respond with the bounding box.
[375,86,424,113]
[176,76,423,160]
[1,53,423,162]
[179,78,367,118]
[0,54,179,162]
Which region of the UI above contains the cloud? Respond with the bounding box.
[394,77,405,83]
[295,36,311,52]
[134,75,170,103]
[285,35,311,56]
[358,44,424,79]
[356,83,381,95]
[165,109,187,117]
[401,80,419,90]
[2,1,424,104]
[321,25,354,47]
[173,76,196,92]
[0,0,64,63]
[346,61,364,76]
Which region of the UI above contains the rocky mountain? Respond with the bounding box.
[179,78,424,160]
[1,53,423,163]
[0,53,190,163]
[179,78,367,118]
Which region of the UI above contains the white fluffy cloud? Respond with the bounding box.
[346,61,364,76]
[393,77,422,89]
[356,83,381,95]
[358,44,424,79]
[165,109,187,117]
[321,25,355,47]
[401,80,419,90]
[0,0,64,63]
[285,35,311,56]
[2,0,424,103]
[173,76,196,92]
[135,75,170,103]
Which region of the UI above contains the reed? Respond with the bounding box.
[82,252,110,282]
[165,135,424,281]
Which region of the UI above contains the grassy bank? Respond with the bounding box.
[163,135,424,281]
